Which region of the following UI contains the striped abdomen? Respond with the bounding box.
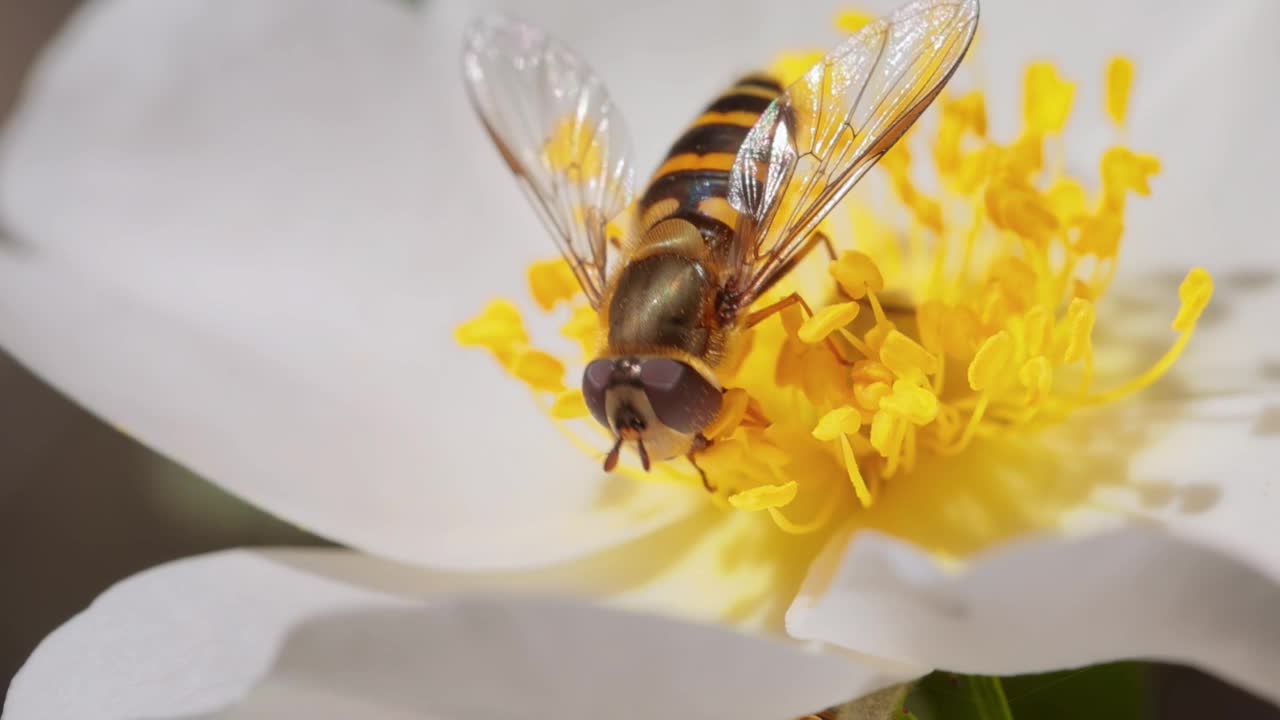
[637,74,783,258]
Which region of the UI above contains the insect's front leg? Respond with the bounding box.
[687,433,715,493]
[744,292,856,364]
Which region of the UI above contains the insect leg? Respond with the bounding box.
[813,230,837,261]
[753,230,836,299]
[687,434,716,492]
[744,292,855,364]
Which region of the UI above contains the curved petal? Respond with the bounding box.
[1116,0,1280,390]
[0,0,706,570]
[789,386,1280,703]
[2,0,1272,569]
[788,526,1280,706]
[4,549,906,720]
[974,1,1280,389]
[1105,389,1280,585]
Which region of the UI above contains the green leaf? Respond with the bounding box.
[1003,662,1148,720]
[902,664,1150,720]
[904,674,1012,720]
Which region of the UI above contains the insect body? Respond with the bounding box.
[463,0,979,480]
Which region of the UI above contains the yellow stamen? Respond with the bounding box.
[458,41,1209,541]
[1105,56,1135,126]
[838,434,872,507]
[968,331,1013,392]
[1083,268,1214,406]
[543,115,604,176]
[813,407,863,441]
[454,299,527,350]
[1173,267,1214,332]
[1101,147,1161,210]
[729,482,798,512]
[798,302,861,343]
[550,389,589,419]
[705,388,752,440]
[769,50,824,87]
[834,10,874,33]
[880,330,941,383]
[511,349,565,392]
[830,251,885,300]
[881,380,940,426]
[1023,62,1075,134]
[1062,298,1096,364]
[528,258,581,311]
[561,304,600,359]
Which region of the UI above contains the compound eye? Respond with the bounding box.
[639,358,721,434]
[582,359,614,429]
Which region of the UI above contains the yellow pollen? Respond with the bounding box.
[838,434,872,507]
[1020,355,1053,404]
[881,380,940,425]
[869,410,900,456]
[458,28,1209,540]
[1173,267,1214,332]
[1023,62,1075,134]
[454,298,528,367]
[769,50,825,87]
[881,330,940,382]
[705,388,752,440]
[813,406,863,441]
[551,388,589,419]
[1106,57,1135,126]
[528,258,581,311]
[511,349,565,392]
[985,177,1058,242]
[1101,147,1161,210]
[834,10,874,33]
[798,302,861,343]
[1076,213,1124,258]
[830,251,885,299]
[1046,177,1088,222]
[543,115,604,177]
[969,331,1013,392]
[561,304,600,359]
[729,482,799,512]
[1062,298,1096,364]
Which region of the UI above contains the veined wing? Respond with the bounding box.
[727,0,979,302]
[463,14,635,307]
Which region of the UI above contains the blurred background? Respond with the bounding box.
[0,2,1275,717]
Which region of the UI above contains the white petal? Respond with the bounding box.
[959,2,1280,389]
[1104,389,1280,585]
[3,0,1269,569]
[0,0,707,570]
[1117,1,1280,390]
[981,0,1280,387]
[791,387,1280,701]
[4,549,905,720]
[788,526,1280,705]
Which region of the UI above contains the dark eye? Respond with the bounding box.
[639,358,721,434]
[582,359,614,429]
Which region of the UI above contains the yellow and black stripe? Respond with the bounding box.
[637,74,784,252]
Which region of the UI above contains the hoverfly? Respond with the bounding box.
[463,0,978,485]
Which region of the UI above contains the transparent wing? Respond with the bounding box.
[727,0,979,301]
[463,14,635,308]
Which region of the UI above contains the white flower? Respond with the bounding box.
[3,0,1280,717]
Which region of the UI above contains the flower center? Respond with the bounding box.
[456,30,1211,540]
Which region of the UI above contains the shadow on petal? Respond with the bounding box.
[788,527,1280,706]
[177,597,897,720]
[846,394,1206,562]
[266,505,829,636]
[1105,269,1280,397]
